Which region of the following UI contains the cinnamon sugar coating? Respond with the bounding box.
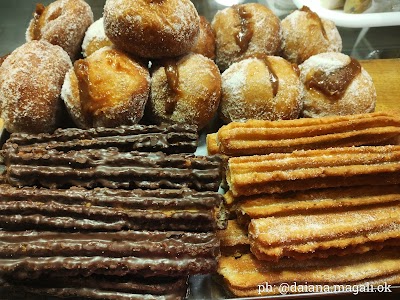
[103,0,200,58]
[0,40,71,133]
[26,0,93,60]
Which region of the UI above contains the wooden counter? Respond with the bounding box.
[360,58,400,113]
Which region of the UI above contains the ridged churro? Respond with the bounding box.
[227,145,400,196]
[249,203,400,261]
[233,185,400,223]
[218,249,400,297]
[209,112,400,156]
[217,220,249,256]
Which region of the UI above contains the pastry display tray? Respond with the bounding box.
[293,0,400,27]
[1,58,400,299]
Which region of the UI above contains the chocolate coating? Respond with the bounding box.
[4,148,222,191]
[4,123,198,154]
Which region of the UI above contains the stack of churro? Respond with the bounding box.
[209,112,400,297]
[0,124,225,300]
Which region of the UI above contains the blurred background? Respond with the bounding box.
[0,0,399,59]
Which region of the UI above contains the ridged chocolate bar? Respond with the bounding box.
[4,149,222,191]
[0,230,219,277]
[3,124,198,154]
[0,185,226,231]
[0,275,188,300]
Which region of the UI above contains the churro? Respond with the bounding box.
[248,203,400,261]
[209,112,400,156]
[218,249,400,297]
[217,220,249,256]
[234,184,400,223]
[227,145,400,196]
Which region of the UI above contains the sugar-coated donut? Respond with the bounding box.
[0,40,72,133]
[191,16,216,60]
[61,47,150,129]
[26,0,93,60]
[220,56,303,123]
[281,6,342,64]
[299,52,376,118]
[104,0,200,59]
[212,3,282,71]
[82,18,113,58]
[147,53,221,130]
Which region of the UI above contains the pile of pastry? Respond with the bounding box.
[0,0,378,135]
[208,112,400,297]
[0,123,225,299]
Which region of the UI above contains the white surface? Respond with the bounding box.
[293,0,400,27]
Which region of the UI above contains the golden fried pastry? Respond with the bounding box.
[61,47,150,129]
[103,0,200,58]
[209,112,400,156]
[249,203,400,261]
[300,52,376,117]
[217,220,249,257]
[212,3,281,71]
[147,53,221,130]
[82,18,113,58]
[227,145,400,197]
[235,184,400,223]
[219,56,302,123]
[0,40,71,133]
[191,16,216,60]
[281,6,342,64]
[218,249,400,297]
[26,0,93,60]
[206,133,219,155]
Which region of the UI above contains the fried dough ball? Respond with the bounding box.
[299,52,376,118]
[0,40,72,133]
[61,47,150,128]
[26,0,93,60]
[82,18,113,58]
[281,6,342,64]
[147,53,221,130]
[103,0,200,59]
[191,16,216,60]
[212,3,282,71]
[220,56,303,123]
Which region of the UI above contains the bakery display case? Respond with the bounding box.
[0,0,400,299]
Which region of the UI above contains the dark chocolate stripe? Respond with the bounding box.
[0,230,219,259]
[0,185,223,209]
[5,150,222,191]
[3,124,198,154]
[0,275,187,300]
[0,256,217,278]
[2,274,188,295]
[0,205,217,232]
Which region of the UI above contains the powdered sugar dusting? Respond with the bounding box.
[300,52,376,117]
[0,40,72,133]
[81,17,113,57]
[103,0,199,58]
[220,56,302,123]
[149,53,221,130]
[212,3,282,71]
[281,8,342,64]
[26,0,94,59]
[61,47,150,129]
